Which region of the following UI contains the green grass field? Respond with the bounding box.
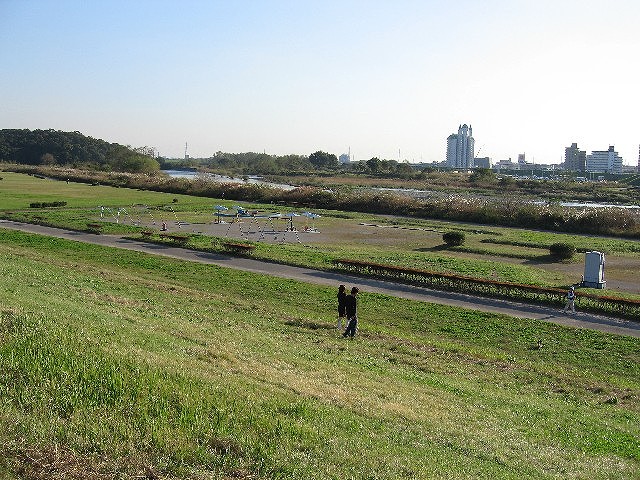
[3,171,640,300]
[0,229,638,479]
[0,170,186,209]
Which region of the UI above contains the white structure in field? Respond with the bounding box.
[446,124,475,169]
[583,251,606,289]
[586,146,623,174]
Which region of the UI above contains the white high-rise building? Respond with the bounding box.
[586,146,623,174]
[446,124,475,168]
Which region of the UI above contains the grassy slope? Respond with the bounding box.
[0,229,638,479]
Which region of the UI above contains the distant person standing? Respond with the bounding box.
[563,286,576,314]
[342,287,359,338]
[337,285,347,329]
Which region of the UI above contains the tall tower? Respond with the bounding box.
[446,124,475,168]
[638,144,640,173]
[184,142,189,160]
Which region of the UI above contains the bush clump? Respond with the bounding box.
[549,242,576,260]
[29,201,67,208]
[443,231,465,246]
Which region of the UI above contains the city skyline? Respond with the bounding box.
[1,1,639,164]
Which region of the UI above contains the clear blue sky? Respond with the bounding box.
[1,0,638,164]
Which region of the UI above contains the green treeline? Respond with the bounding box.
[164,150,418,178]
[0,129,160,173]
[0,128,420,178]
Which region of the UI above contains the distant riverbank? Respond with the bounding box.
[161,169,297,191]
[165,171,640,210]
[372,186,640,210]
[6,165,639,238]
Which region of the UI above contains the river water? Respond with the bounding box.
[162,169,297,191]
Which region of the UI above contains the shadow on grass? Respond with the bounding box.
[415,244,578,266]
[414,244,451,252]
[523,255,575,266]
[284,319,335,330]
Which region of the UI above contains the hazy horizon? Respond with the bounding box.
[1,1,639,165]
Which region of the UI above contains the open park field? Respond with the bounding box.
[0,170,639,478]
[1,171,639,297]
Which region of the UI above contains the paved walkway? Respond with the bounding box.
[2,219,639,338]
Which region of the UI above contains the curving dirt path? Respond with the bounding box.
[2,219,639,338]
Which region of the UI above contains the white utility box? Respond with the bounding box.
[583,251,606,289]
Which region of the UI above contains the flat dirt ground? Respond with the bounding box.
[154,214,640,295]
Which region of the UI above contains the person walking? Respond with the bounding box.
[337,284,347,329]
[342,287,359,338]
[563,286,576,314]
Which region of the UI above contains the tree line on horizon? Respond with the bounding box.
[0,128,424,178]
[163,150,420,178]
[0,129,160,173]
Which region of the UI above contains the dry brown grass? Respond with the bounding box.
[0,441,260,480]
[1,441,160,480]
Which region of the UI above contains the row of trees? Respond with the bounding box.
[164,150,421,178]
[0,129,160,173]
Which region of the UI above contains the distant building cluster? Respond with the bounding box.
[562,143,625,174]
[335,125,636,175]
[439,124,632,174]
[586,146,623,174]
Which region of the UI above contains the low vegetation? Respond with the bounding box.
[549,242,577,260]
[443,231,465,246]
[5,165,640,238]
[0,230,639,479]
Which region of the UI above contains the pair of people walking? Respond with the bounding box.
[337,285,359,338]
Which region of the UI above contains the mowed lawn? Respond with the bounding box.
[0,229,638,479]
[0,170,188,209]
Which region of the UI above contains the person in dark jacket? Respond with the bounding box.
[342,287,359,338]
[337,284,347,329]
